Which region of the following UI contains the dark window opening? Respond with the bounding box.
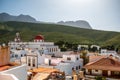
[95,70,98,72]
[72,67,74,70]
[79,65,81,69]
[67,57,71,60]
[33,58,36,67]
[15,54,18,58]
[28,58,31,66]
[76,57,79,60]
[76,66,78,70]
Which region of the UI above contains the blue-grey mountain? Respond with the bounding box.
[57,20,92,29]
[0,13,36,23]
[0,13,92,29]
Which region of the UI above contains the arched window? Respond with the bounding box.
[28,58,31,66]
[21,54,23,57]
[79,65,81,69]
[33,57,36,67]
[56,48,58,51]
[15,54,18,58]
[54,48,56,52]
[24,54,26,56]
[12,54,14,58]
[72,67,74,70]
[76,57,79,60]
[52,48,54,52]
[76,66,78,70]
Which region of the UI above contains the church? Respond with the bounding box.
[8,32,60,55]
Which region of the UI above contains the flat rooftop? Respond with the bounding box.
[29,67,59,73]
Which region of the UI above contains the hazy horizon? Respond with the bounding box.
[0,0,120,32]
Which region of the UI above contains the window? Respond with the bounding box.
[114,72,120,75]
[53,48,55,52]
[72,67,74,70]
[12,54,14,58]
[76,57,79,60]
[56,48,57,51]
[52,48,54,52]
[79,65,81,69]
[15,54,18,58]
[72,76,73,79]
[24,54,26,56]
[95,70,98,72]
[76,66,78,70]
[67,57,71,60]
[28,58,31,66]
[33,57,36,67]
[50,48,51,52]
[88,69,91,73]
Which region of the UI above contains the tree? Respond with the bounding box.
[80,50,89,65]
[91,47,98,52]
[107,45,115,50]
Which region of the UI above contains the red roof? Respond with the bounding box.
[0,66,10,71]
[84,57,120,71]
[34,35,44,40]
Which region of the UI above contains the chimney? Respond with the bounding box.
[79,71,84,79]
[73,75,78,80]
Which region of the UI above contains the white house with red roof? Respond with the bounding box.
[34,34,44,42]
[8,33,60,58]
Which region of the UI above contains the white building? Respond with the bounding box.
[26,50,48,69]
[0,45,27,80]
[0,64,27,80]
[26,51,83,76]
[55,53,83,75]
[91,45,100,50]
[78,45,88,51]
[100,49,117,56]
[10,49,27,61]
[8,33,60,55]
[8,33,61,64]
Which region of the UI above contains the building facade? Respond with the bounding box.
[8,33,60,55]
[0,45,27,80]
[84,57,120,78]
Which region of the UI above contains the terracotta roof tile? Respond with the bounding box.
[0,66,10,71]
[84,57,120,71]
[29,67,59,73]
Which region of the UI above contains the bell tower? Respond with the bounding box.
[14,32,21,42]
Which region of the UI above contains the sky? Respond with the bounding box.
[0,0,120,32]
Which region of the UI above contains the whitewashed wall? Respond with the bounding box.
[0,64,27,80]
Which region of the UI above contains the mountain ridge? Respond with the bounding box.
[57,20,92,29]
[0,12,92,29]
[0,13,37,22]
[0,21,120,48]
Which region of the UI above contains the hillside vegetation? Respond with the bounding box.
[0,21,120,48]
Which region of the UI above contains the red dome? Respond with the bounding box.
[34,35,44,40]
